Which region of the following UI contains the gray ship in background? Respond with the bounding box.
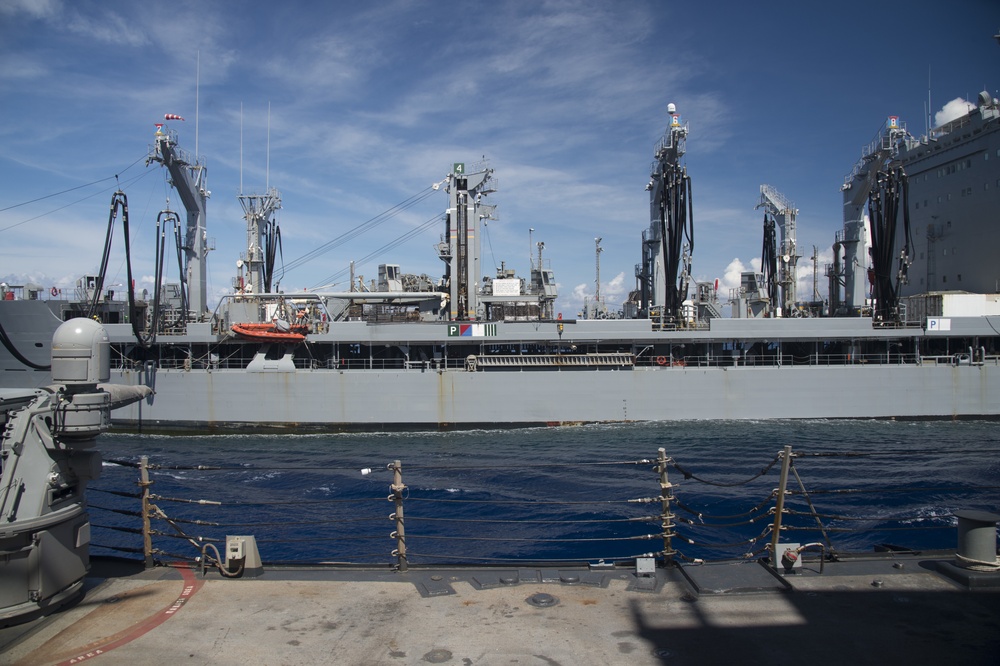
[0,91,998,431]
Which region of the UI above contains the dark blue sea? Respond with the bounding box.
[87,420,1000,567]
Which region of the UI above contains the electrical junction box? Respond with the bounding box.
[227,537,245,561]
[635,557,656,577]
[224,535,264,578]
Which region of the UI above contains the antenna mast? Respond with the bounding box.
[529,228,534,271]
[812,245,821,301]
[266,101,271,190]
[195,51,200,161]
[595,237,603,306]
[240,102,243,194]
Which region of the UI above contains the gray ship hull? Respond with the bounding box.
[107,361,1000,431]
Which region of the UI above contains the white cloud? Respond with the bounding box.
[0,0,147,47]
[0,0,60,19]
[604,271,627,303]
[935,97,974,127]
[0,54,49,81]
[63,9,146,47]
[721,257,748,294]
[563,270,628,315]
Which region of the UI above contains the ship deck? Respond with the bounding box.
[2,553,998,665]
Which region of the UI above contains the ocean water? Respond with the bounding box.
[87,420,1000,566]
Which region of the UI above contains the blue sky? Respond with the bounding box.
[2,0,999,316]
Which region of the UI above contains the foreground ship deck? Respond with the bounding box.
[2,554,998,665]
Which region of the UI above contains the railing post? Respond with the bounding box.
[389,459,407,572]
[657,448,675,565]
[770,445,793,563]
[139,455,154,569]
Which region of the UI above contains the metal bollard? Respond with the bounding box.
[954,510,1000,570]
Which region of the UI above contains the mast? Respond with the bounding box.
[238,105,282,295]
[641,102,693,323]
[148,124,210,318]
[437,162,496,320]
[757,184,799,315]
[238,188,282,295]
[594,237,603,312]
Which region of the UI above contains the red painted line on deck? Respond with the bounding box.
[54,565,204,666]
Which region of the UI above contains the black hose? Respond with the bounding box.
[867,167,909,322]
[761,213,778,309]
[86,191,126,319]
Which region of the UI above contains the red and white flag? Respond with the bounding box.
[164,113,185,121]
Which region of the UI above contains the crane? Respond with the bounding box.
[756,185,799,315]
[148,124,211,318]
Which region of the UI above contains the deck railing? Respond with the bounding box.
[86,445,998,574]
[109,350,996,373]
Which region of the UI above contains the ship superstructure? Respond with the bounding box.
[897,91,1000,297]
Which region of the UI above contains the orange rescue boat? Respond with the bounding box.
[231,321,308,343]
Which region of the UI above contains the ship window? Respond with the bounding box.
[942,276,947,283]
[947,220,952,228]
[915,201,919,209]
[958,274,962,282]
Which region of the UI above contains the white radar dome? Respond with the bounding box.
[51,318,110,385]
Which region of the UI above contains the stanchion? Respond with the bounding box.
[657,447,676,564]
[389,459,407,572]
[769,445,793,562]
[139,455,154,569]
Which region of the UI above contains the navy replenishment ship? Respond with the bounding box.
[0,93,998,430]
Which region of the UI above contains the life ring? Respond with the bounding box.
[50,286,58,297]
[656,356,667,366]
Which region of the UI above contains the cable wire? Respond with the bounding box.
[672,454,781,487]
